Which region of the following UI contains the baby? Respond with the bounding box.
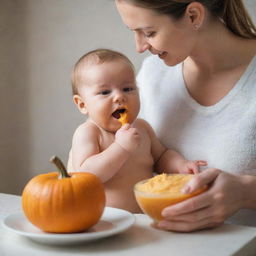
[67,49,206,213]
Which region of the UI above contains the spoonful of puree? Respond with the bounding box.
[118,110,128,126]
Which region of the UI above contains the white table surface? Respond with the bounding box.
[1,193,256,256]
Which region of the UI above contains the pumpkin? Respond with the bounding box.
[22,156,106,233]
[118,110,129,126]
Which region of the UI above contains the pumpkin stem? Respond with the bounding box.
[50,156,70,178]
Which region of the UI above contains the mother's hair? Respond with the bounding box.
[117,0,256,39]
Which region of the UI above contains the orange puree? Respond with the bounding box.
[134,174,207,221]
[118,111,128,126]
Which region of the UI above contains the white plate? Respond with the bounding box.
[2,207,135,245]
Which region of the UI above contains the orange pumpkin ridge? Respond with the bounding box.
[22,156,106,233]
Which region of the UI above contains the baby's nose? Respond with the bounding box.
[113,92,125,103]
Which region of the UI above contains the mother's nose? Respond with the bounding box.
[135,33,150,53]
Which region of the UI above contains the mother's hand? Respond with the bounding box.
[156,168,247,232]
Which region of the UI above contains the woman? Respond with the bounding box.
[115,0,256,232]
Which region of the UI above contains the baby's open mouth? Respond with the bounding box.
[112,108,126,119]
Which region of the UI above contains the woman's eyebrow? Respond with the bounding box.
[126,25,154,31]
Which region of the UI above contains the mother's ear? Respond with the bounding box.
[73,95,88,115]
[186,2,205,30]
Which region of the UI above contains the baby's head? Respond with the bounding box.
[71,49,140,132]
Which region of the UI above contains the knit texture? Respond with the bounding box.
[137,55,256,226]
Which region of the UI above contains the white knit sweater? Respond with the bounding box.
[137,55,256,226]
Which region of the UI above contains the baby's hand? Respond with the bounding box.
[115,124,140,153]
[179,160,208,174]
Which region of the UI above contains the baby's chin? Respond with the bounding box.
[87,119,117,133]
[100,122,122,133]
[92,116,136,133]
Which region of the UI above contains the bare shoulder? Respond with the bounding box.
[134,118,154,133]
[72,121,101,142]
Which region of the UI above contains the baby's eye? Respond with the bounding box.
[100,90,111,95]
[123,87,134,92]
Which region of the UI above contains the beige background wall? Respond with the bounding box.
[0,0,255,195]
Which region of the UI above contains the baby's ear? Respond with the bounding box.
[73,95,88,115]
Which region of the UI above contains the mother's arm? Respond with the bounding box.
[155,168,256,232]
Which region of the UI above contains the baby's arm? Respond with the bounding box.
[142,120,207,174]
[156,151,207,174]
[71,123,139,182]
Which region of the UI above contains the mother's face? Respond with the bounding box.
[115,0,199,66]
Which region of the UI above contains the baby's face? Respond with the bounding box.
[78,60,140,132]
